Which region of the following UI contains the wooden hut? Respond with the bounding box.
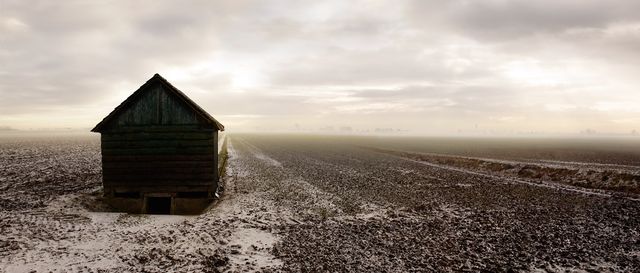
[91,73,225,214]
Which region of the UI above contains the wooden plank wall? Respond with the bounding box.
[99,81,222,195]
[218,133,228,177]
[111,84,203,127]
[102,130,218,193]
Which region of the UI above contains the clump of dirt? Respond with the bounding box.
[200,250,229,273]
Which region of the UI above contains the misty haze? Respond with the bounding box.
[1,1,639,272]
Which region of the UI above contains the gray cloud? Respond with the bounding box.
[0,0,639,134]
[408,0,640,40]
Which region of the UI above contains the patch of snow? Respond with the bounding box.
[226,228,282,272]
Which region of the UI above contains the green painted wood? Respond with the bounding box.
[213,132,220,180]
[104,179,214,186]
[109,185,214,193]
[103,167,215,175]
[103,168,215,174]
[102,132,214,141]
[101,139,214,149]
[103,161,215,169]
[95,85,222,190]
[103,126,214,133]
[104,172,215,180]
[218,136,228,177]
[104,177,215,184]
[102,147,214,155]
[101,82,210,131]
[102,155,215,162]
[114,85,160,126]
[160,88,200,125]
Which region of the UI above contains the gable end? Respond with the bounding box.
[91,74,224,132]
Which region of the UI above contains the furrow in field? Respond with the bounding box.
[367,147,640,197]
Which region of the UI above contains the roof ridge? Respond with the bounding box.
[91,73,224,132]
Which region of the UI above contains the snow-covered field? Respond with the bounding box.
[1,133,639,272]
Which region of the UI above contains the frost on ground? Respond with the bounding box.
[0,134,284,273]
[371,147,640,195]
[1,133,640,272]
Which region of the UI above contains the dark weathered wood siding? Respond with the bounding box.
[99,82,219,195]
[109,83,203,127]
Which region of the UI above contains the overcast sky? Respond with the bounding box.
[1,0,639,135]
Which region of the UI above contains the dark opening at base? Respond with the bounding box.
[146,197,172,214]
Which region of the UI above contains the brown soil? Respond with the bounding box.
[1,134,639,272]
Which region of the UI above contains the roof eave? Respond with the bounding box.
[90,73,225,133]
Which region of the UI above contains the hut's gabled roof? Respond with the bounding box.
[91,73,224,132]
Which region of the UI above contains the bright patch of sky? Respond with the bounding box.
[1,0,639,135]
